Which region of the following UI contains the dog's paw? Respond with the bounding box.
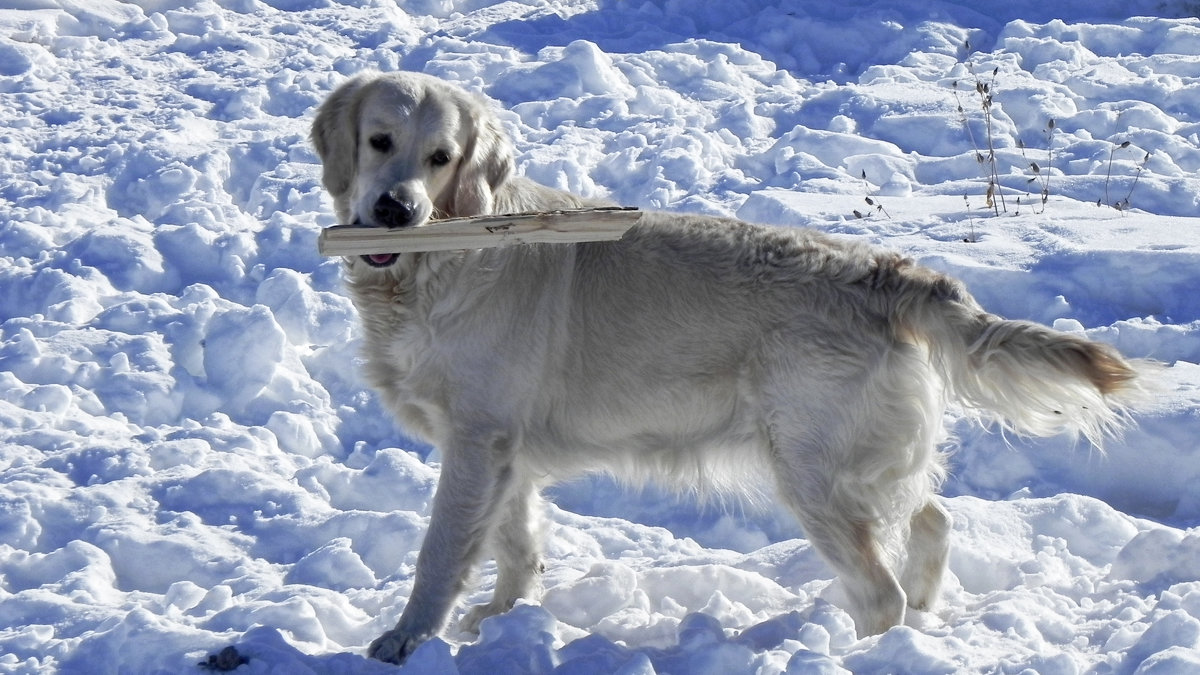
[367,628,429,664]
[459,601,508,635]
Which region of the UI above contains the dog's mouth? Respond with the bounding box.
[362,253,400,268]
[349,218,405,267]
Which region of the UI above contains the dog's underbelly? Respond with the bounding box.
[516,376,772,487]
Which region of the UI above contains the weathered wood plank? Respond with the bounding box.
[317,207,641,256]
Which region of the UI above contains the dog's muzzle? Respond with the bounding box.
[356,192,421,267]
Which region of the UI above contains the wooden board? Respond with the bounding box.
[317,207,641,256]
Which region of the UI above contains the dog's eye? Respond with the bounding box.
[368,134,392,153]
[429,149,452,167]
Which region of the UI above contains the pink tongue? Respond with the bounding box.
[369,254,395,264]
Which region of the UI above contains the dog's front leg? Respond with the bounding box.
[460,480,544,634]
[368,431,514,664]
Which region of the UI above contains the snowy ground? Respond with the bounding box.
[2,1,1200,673]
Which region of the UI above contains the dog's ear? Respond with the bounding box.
[311,75,370,207]
[447,99,514,217]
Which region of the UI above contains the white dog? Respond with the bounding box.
[311,71,1146,663]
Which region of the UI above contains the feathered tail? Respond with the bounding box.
[897,273,1148,447]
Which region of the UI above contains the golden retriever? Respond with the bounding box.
[311,71,1147,664]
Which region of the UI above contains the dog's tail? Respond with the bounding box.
[895,269,1149,447]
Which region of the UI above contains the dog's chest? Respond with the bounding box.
[348,269,436,375]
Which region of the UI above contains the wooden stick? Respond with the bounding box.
[317,207,641,256]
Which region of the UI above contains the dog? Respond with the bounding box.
[311,71,1147,663]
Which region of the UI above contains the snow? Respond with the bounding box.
[2,0,1199,672]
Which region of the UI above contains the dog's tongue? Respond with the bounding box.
[369,253,396,265]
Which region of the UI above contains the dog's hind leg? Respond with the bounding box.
[794,502,907,637]
[900,498,951,611]
[460,480,545,633]
[768,443,907,637]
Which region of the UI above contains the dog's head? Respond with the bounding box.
[311,71,515,267]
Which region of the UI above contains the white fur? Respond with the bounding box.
[311,71,1148,664]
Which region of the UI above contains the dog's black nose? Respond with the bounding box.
[373,193,417,228]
